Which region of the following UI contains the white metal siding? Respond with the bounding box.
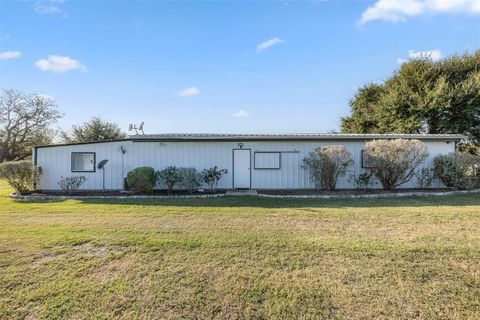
[35,139,456,190]
[36,141,129,190]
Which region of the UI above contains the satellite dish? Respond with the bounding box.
[138,122,145,135]
[98,159,108,170]
[97,159,109,191]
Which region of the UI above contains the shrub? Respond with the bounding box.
[433,153,480,190]
[201,166,228,191]
[156,166,179,192]
[0,160,41,195]
[303,145,353,191]
[414,168,434,189]
[350,171,376,190]
[177,167,202,193]
[126,166,156,194]
[364,139,428,191]
[58,176,87,193]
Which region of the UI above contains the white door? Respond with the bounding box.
[233,149,251,189]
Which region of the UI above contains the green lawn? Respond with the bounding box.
[1,181,479,319]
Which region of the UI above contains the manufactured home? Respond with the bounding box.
[33,133,463,191]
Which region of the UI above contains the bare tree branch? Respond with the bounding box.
[0,89,62,162]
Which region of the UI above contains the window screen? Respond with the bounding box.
[254,152,281,169]
[361,150,373,168]
[71,152,95,172]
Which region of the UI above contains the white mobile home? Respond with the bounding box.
[33,134,462,191]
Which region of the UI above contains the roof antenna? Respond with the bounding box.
[128,122,145,135]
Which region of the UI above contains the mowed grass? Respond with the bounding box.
[0,181,479,319]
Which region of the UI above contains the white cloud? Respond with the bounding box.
[178,86,200,97]
[35,55,87,73]
[34,0,68,18]
[0,51,21,60]
[256,38,286,52]
[397,49,443,63]
[233,110,250,118]
[360,0,480,24]
[408,49,443,61]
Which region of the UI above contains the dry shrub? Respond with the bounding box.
[177,167,202,193]
[58,176,87,193]
[156,166,180,192]
[433,153,480,190]
[414,168,434,189]
[364,139,428,191]
[201,166,228,191]
[0,160,41,194]
[303,145,353,191]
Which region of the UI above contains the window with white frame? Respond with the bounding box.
[254,152,281,169]
[71,152,95,172]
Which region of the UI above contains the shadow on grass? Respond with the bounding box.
[13,193,480,209]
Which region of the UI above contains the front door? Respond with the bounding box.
[233,149,251,189]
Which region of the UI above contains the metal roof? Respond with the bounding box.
[34,133,465,149]
[130,133,465,141]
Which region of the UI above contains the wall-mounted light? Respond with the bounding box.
[120,146,126,154]
[238,143,244,149]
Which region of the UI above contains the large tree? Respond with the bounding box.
[0,89,62,162]
[341,51,480,150]
[62,117,126,143]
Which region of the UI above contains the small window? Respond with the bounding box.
[71,152,96,172]
[361,150,373,168]
[254,152,281,169]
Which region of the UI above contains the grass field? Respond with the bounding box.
[1,181,479,319]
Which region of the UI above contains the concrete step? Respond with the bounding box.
[226,190,258,196]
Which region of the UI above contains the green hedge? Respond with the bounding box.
[126,166,156,194]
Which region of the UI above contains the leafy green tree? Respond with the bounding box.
[341,51,480,151]
[340,83,383,134]
[62,117,126,143]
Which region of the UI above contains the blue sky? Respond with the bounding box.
[1,0,479,134]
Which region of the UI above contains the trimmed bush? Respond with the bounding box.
[350,171,376,190]
[126,166,156,194]
[433,153,480,190]
[414,168,434,189]
[364,139,428,191]
[303,145,353,191]
[0,160,41,195]
[201,166,228,191]
[156,166,179,192]
[177,167,202,193]
[58,176,87,193]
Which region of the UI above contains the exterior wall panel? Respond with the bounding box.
[35,139,457,190]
